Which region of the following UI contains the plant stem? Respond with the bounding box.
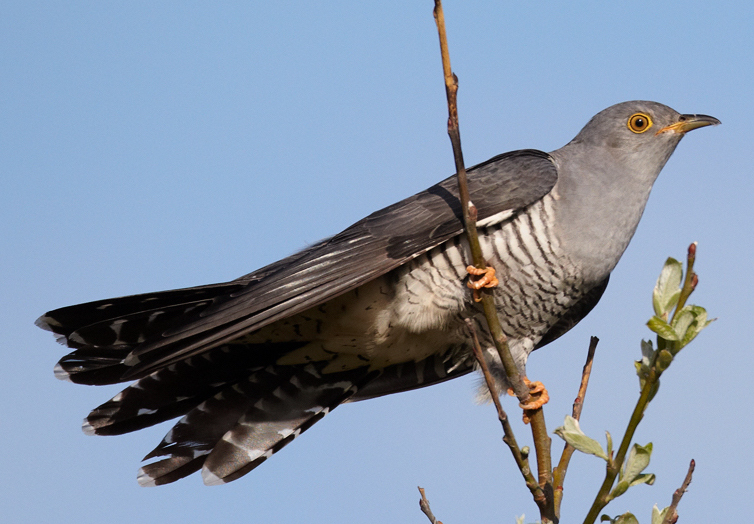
[433,2,553,521]
[553,337,598,518]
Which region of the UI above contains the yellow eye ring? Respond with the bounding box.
[627,113,652,133]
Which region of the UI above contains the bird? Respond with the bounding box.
[37,101,718,487]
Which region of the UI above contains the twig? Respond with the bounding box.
[432,1,528,400]
[661,460,695,524]
[672,243,697,321]
[552,336,599,517]
[418,487,443,524]
[432,3,554,514]
[466,319,544,503]
[583,246,700,524]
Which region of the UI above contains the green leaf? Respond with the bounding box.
[652,504,670,524]
[640,339,655,362]
[629,472,656,487]
[679,305,714,349]
[623,442,653,483]
[606,431,613,458]
[672,308,696,342]
[653,257,683,317]
[613,512,640,524]
[647,316,679,341]
[515,515,525,524]
[554,416,608,461]
[609,479,629,499]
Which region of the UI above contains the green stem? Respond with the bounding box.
[582,365,659,524]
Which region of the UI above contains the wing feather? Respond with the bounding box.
[41,150,558,382]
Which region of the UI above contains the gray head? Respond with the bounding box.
[550,101,719,282]
[565,100,719,174]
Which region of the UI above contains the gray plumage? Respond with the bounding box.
[37,100,718,486]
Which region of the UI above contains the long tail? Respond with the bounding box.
[38,286,379,486]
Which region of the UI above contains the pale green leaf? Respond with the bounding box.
[623,442,653,483]
[609,479,629,499]
[647,316,679,341]
[679,305,713,348]
[554,416,608,461]
[640,339,654,362]
[652,504,670,524]
[653,257,683,317]
[672,308,695,342]
[606,431,613,458]
[629,472,656,487]
[515,515,525,524]
[614,512,640,524]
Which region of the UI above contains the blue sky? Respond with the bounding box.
[2,2,751,523]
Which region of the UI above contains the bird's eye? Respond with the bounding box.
[627,113,652,133]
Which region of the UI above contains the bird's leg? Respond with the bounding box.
[507,376,550,424]
[466,265,499,302]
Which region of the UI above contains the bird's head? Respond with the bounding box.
[568,100,720,174]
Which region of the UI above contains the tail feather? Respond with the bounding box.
[36,283,245,340]
[83,342,308,435]
[41,282,249,385]
[135,363,377,486]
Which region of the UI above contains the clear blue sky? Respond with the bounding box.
[2,2,751,523]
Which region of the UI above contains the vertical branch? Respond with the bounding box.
[552,337,599,517]
[433,2,553,521]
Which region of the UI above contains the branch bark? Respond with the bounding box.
[433,2,554,521]
[552,336,599,518]
[661,460,695,524]
[418,487,444,524]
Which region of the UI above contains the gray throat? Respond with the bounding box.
[547,135,682,284]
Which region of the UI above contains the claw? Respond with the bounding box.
[466,265,499,302]
[510,377,549,424]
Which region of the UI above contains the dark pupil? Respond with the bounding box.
[634,117,645,128]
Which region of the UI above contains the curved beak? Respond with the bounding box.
[656,114,721,135]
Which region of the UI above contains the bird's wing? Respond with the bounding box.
[38,149,557,382]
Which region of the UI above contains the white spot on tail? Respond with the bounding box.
[82,419,96,436]
[53,362,72,382]
[202,469,225,486]
[277,427,302,439]
[137,468,158,487]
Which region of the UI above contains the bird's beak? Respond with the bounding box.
[656,114,721,135]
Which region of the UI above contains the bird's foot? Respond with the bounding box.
[466,265,499,302]
[507,376,549,424]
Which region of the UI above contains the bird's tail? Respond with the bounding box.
[135,361,377,486]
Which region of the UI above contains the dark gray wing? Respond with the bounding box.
[39,150,557,381]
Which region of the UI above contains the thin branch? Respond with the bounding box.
[432,4,554,517]
[661,460,695,524]
[418,487,443,524]
[466,320,545,504]
[552,336,599,517]
[672,243,697,321]
[583,244,701,524]
[432,0,527,400]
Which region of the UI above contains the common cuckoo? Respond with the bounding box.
[37,101,719,486]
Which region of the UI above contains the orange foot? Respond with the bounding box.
[466,265,499,302]
[507,377,550,424]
